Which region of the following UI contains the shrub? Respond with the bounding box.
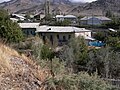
[45,72,116,90]
[0,9,23,43]
[58,37,89,72]
[40,45,55,60]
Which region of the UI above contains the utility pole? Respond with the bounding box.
[45,0,50,23]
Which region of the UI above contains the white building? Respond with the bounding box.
[33,13,45,21]
[55,15,77,23]
[80,16,111,25]
[11,14,26,21]
[18,23,40,36]
[55,15,64,21]
[36,26,93,46]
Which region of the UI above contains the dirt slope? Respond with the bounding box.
[0,43,49,90]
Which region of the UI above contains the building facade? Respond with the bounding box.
[80,16,111,25]
[36,26,92,47]
[55,15,77,23]
[18,23,40,36]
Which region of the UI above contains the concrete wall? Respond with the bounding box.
[75,32,91,38]
[38,31,91,47]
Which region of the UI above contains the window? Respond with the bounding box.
[27,30,29,35]
[68,35,71,39]
[57,35,59,39]
[63,36,66,40]
[43,36,46,44]
[31,31,33,35]
[50,35,53,45]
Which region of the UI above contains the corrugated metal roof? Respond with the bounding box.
[80,16,111,21]
[36,25,91,33]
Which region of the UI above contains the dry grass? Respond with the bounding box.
[0,43,50,90]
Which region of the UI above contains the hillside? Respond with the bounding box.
[69,0,120,16]
[0,0,72,14]
[0,43,49,90]
[0,0,120,16]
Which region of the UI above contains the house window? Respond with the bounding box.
[27,30,29,35]
[63,36,66,40]
[68,35,71,39]
[43,36,46,44]
[50,35,53,45]
[57,35,59,39]
[31,31,33,35]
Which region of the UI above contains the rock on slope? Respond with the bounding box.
[0,43,49,90]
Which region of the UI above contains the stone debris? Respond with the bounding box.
[0,56,47,90]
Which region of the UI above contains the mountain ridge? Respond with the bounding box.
[69,0,120,16]
[0,0,120,16]
[0,0,73,14]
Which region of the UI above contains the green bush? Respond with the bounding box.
[45,72,116,90]
[0,9,23,43]
[40,45,55,60]
[58,37,89,72]
[52,20,71,26]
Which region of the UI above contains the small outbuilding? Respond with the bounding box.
[55,15,77,23]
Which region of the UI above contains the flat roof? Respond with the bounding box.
[56,15,64,18]
[36,25,91,33]
[12,14,26,19]
[56,15,77,18]
[18,23,40,28]
[64,15,77,18]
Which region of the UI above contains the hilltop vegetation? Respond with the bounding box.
[0,39,117,90]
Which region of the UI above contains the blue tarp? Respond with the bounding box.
[89,41,105,47]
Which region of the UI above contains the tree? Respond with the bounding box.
[0,9,23,43]
[105,10,114,18]
[53,20,71,26]
[69,37,88,65]
[88,46,120,79]
[102,16,120,29]
[40,44,54,60]
[94,31,106,41]
[58,37,89,72]
[45,72,116,90]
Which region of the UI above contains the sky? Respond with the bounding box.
[0,0,97,3]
